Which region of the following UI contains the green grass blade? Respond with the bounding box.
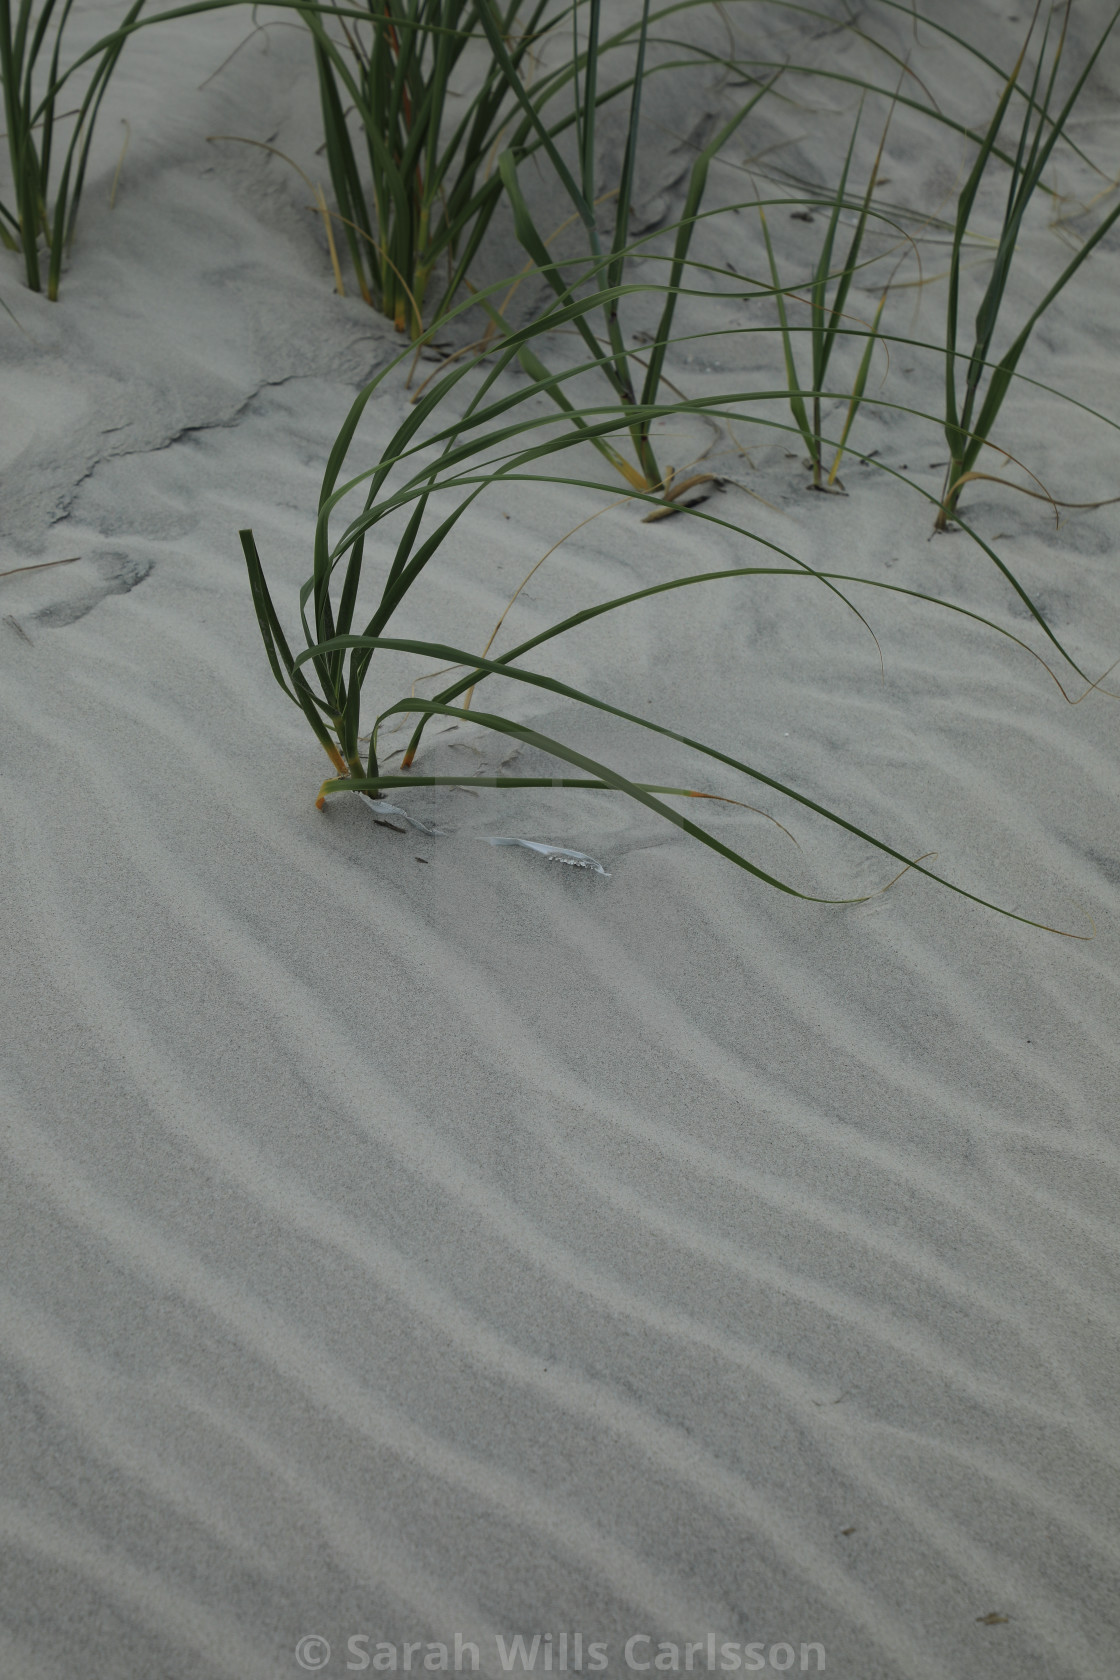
[758,207,814,462]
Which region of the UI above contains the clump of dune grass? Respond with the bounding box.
[1,0,144,296]
[236,4,1118,933]
[300,0,745,333]
[238,235,1104,933]
[936,0,1120,528]
[303,0,548,332]
[474,0,776,494]
[758,101,892,491]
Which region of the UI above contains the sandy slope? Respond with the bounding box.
[2,4,1119,1678]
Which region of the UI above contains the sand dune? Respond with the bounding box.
[2,4,1119,1677]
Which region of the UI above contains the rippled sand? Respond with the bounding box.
[2,4,1119,1677]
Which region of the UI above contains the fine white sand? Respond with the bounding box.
[3,5,1119,1678]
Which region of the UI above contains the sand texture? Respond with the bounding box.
[2,4,1119,1677]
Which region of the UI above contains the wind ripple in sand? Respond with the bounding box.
[4,5,1120,1671]
[3,592,1119,1677]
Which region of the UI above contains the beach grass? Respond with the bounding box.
[474,0,779,494]
[0,0,145,296]
[238,231,1106,933]
[226,1,1120,932]
[936,0,1120,527]
[8,0,1112,926]
[757,102,891,492]
[302,0,551,332]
